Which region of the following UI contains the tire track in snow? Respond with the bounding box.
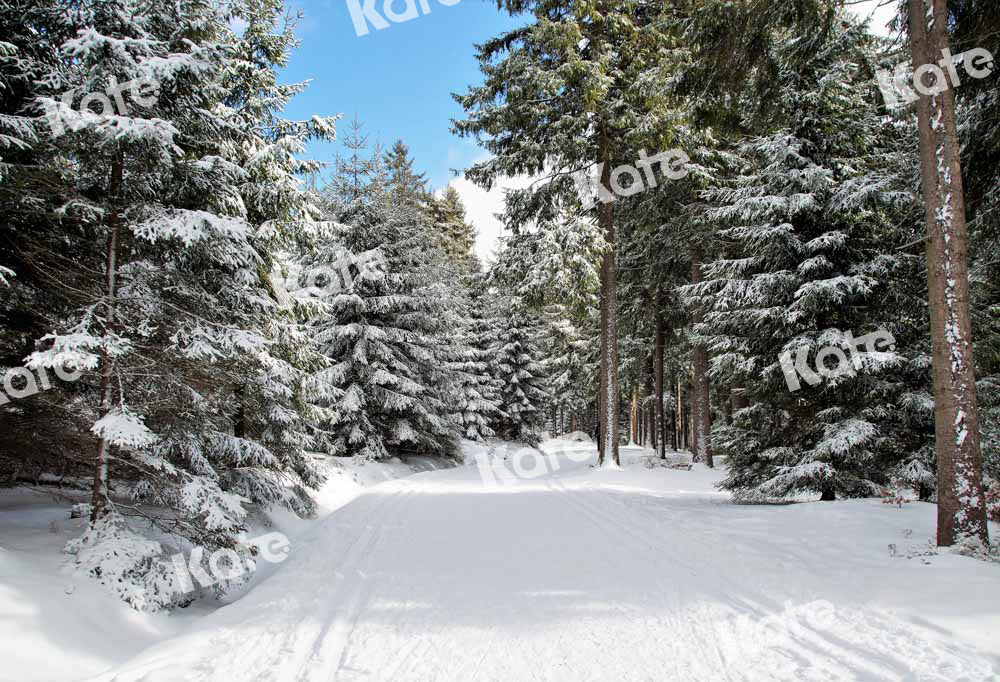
[293,484,415,682]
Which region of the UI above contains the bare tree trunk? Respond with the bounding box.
[909,0,989,548]
[630,386,639,445]
[690,375,699,460]
[654,310,666,458]
[91,156,123,524]
[597,124,621,467]
[690,244,714,467]
[676,378,685,450]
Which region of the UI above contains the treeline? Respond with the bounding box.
[456,0,999,548]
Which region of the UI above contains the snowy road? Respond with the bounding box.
[93,443,1000,681]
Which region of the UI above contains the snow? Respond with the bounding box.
[0,456,452,682]
[20,438,990,682]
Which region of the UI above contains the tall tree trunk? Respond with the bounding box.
[676,378,685,450]
[91,156,123,524]
[630,385,639,445]
[690,244,714,467]
[690,375,700,459]
[654,309,666,458]
[597,124,621,467]
[910,0,989,548]
[646,342,657,454]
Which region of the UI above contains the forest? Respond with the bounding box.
[1,0,999,680]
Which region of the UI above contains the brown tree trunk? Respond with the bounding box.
[677,378,685,450]
[630,385,639,445]
[597,124,621,467]
[690,244,714,468]
[690,375,700,459]
[909,0,989,548]
[654,310,666,458]
[91,156,123,524]
[644,349,655,450]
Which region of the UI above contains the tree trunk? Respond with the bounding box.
[691,244,714,468]
[597,124,621,467]
[690,377,699,460]
[654,310,666,458]
[91,156,123,524]
[630,385,639,445]
[676,378,683,450]
[670,407,677,452]
[909,0,989,548]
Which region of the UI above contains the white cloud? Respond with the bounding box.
[446,160,538,267]
[848,0,899,37]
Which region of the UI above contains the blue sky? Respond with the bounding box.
[281,0,524,190]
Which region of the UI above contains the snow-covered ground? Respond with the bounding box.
[17,437,991,682]
[0,455,454,682]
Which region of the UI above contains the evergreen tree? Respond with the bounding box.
[445,274,503,441]
[487,293,550,445]
[15,0,336,609]
[384,139,428,205]
[454,0,680,466]
[430,186,479,273]
[685,19,933,501]
[300,130,461,460]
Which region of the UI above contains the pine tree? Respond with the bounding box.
[445,274,503,441]
[384,139,428,205]
[19,0,336,610]
[454,0,680,467]
[300,130,461,460]
[685,19,933,501]
[0,0,88,482]
[487,291,549,445]
[430,186,479,273]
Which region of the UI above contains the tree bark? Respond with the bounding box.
[690,375,699,459]
[91,156,123,524]
[630,385,639,445]
[654,310,666,458]
[690,243,714,468]
[909,0,989,547]
[677,378,685,450]
[597,123,621,467]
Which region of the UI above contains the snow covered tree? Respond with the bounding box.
[455,0,681,466]
[300,128,461,460]
[18,0,337,609]
[430,186,479,274]
[487,294,549,445]
[685,18,934,501]
[444,273,503,441]
[0,0,90,482]
[906,0,990,548]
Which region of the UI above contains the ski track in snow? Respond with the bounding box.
[88,442,1000,682]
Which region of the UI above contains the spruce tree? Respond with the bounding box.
[19,0,336,609]
[686,19,933,501]
[300,130,460,460]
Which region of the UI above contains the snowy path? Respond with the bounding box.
[92,443,1000,681]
